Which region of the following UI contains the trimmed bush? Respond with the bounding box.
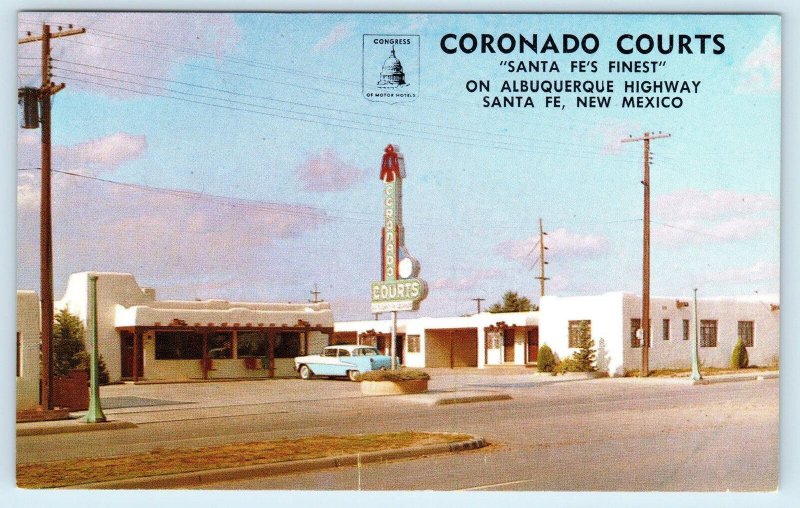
[360,368,430,382]
[54,308,111,384]
[730,337,749,369]
[537,344,557,372]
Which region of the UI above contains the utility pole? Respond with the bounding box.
[534,218,549,297]
[472,297,485,314]
[19,23,85,409]
[309,283,321,303]
[621,131,670,377]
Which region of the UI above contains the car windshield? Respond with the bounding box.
[355,347,379,356]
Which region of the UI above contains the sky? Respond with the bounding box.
[15,13,781,320]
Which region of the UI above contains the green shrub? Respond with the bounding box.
[537,344,557,372]
[730,338,749,369]
[54,308,111,384]
[360,368,430,382]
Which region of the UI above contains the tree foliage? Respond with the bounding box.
[537,344,557,372]
[730,337,749,369]
[488,291,538,313]
[570,322,596,372]
[53,308,110,384]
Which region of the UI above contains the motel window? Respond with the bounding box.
[274,332,302,358]
[407,335,421,353]
[662,319,670,341]
[683,319,690,341]
[208,332,233,359]
[630,318,652,348]
[738,321,755,347]
[237,331,268,358]
[155,331,203,360]
[630,319,641,348]
[568,320,591,348]
[700,320,718,348]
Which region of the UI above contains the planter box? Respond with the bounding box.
[361,379,429,396]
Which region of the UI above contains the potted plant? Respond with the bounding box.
[359,368,430,395]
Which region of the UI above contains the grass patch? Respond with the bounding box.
[17,431,471,488]
[625,365,778,378]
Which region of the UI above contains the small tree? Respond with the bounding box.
[488,291,538,313]
[571,322,596,372]
[537,344,557,372]
[53,308,110,384]
[730,337,749,369]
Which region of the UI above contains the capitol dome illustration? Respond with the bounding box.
[377,46,407,87]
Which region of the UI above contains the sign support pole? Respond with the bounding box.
[391,311,397,369]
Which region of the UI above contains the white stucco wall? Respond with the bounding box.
[17,290,41,410]
[539,293,626,375]
[540,292,779,375]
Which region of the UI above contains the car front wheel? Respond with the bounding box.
[299,365,312,380]
[347,370,362,382]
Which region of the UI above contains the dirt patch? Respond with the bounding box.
[17,431,473,488]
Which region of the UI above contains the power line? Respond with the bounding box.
[53,71,644,164]
[51,58,643,162]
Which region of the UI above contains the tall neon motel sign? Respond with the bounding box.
[370,145,427,313]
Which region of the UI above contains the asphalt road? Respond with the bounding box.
[16,375,778,491]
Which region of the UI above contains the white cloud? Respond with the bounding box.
[595,120,643,155]
[654,188,778,221]
[18,13,241,97]
[311,22,355,52]
[295,148,365,192]
[431,269,503,291]
[17,171,330,292]
[703,262,779,284]
[57,132,147,171]
[497,228,608,263]
[652,216,774,245]
[736,28,781,93]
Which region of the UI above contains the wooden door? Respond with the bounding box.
[527,328,539,363]
[503,329,515,363]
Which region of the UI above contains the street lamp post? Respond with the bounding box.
[83,275,107,423]
[691,288,702,382]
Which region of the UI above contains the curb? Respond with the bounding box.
[17,420,138,437]
[433,393,512,405]
[64,436,488,489]
[691,372,779,385]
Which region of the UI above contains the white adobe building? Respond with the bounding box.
[335,292,779,375]
[17,272,334,394]
[335,311,540,368]
[539,292,780,376]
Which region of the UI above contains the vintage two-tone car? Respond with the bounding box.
[294,345,394,381]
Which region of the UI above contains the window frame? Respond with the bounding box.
[662,319,670,341]
[406,335,421,353]
[568,320,591,348]
[738,321,755,347]
[700,320,718,348]
[682,319,690,341]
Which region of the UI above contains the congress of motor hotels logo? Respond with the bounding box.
[363,34,420,104]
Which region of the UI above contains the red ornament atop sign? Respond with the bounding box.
[380,144,401,182]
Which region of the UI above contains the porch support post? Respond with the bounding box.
[132,329,140,382]
[477,326,487,369]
